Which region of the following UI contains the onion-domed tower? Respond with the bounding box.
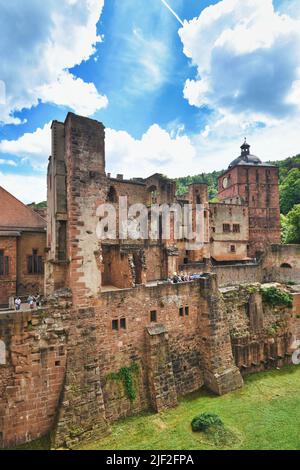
[218,140,281,257]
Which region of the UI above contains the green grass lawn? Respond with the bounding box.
[10,365,300,451]
[78,365,300,451]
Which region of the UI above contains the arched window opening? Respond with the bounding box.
[148,186,158,205]
[280,263,292,269]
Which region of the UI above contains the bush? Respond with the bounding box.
[261,287,293,308]
[191,413,223,433]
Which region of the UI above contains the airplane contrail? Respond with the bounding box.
[160,0,184,27]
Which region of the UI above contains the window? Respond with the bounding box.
[112,320,119,331]
[185,306,189,317]
[230,245,236,253]
[0,251,9,276]
[150,311,157,323]
[120,318,126,330]
[179,307,184,317]
[28,250,44,275]
[107,186,118,203]
[223,224,231,233]
[280,263,292,269]
[233,224,240,233]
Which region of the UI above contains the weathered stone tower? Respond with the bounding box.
[218,140,281,257]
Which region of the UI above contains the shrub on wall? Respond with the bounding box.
[261,287,293,308]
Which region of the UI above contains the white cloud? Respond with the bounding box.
[0,172,46,204]
[0,159,17,167]
[0,0,107,123]
[38,72,108,116]
[0,122,51,168]
[106,124,197,178]
[179,0,300,120]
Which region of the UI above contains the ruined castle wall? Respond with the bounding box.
[263,245,300,284]
[0,236,17,307]
[107,179,147,205]
[221,284,296,375]
[95,282,205,422]
[0,309,67,449]
[145,245,164,281]
[214,264,263,286]
[17,232,46,297]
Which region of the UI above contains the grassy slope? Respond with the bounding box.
[78,365,300,451]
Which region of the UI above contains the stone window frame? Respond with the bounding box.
[112,318,127,331]
[27,249,44,275]
[150,310,157,323]
[233,224,241,233]
[0,250,9,277]
[223,223,231,233]
[230,245,236,253]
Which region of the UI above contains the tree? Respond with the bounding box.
[282,204,300,244]
[280,168,300,215]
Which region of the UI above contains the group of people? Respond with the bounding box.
[14,294,42,311]
[167,272,203,284]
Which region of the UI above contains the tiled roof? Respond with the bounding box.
[0,186,46,231]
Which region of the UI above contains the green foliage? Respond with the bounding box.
[191,412,223,432]
[261,287,293,308]
[280,168,300,215]
[176,171,222,200]
[281,204,300,244]
[108,363,139,402]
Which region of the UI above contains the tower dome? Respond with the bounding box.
[229,139,262,168]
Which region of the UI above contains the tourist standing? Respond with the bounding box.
[15,297,22,311]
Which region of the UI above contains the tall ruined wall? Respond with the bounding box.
[0,236,17,307]
[17,232,46,296]
[221,284,299,375]
[0,307,68,449]
[0,276,246,449]
[262,245,300,284]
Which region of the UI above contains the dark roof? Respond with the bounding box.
[229,153,262,168]
[228,140,276,169]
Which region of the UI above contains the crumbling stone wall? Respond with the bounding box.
[221,283,297,375]
[0,307,67,448]
[0,236,17,307]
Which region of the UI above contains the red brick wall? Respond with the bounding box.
[218,166,281,256]
[17,232,46,297]
[0,310,66,448]
[0,237,17,307]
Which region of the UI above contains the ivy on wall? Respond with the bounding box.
[107,363,139,402]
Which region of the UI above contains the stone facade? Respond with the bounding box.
[1,114,300,449]
[0,187,46,307]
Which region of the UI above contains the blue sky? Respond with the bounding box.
[0,0,300,202]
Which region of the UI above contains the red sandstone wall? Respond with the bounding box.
[0,237,17,307]
[95,282,205,421]
[17,232,46,296]
[0,310,66,448]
